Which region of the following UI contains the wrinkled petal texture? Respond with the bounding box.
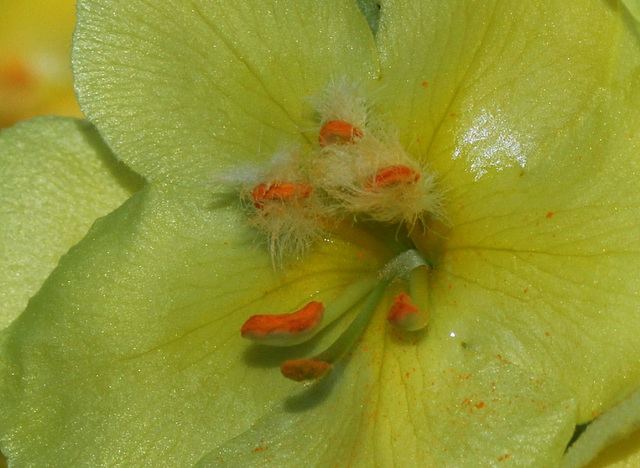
[376,0,640,421]
[0,117,141,327]
[202,315,576,467]
[2,0,640,467]
[1,1,384,466]
[0,184,386,466]
[73,0,379,183]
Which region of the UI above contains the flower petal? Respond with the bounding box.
[376,0,633,163]
[73,0,379,183]
[0,117,141,328]
[198,315,576,467]
[622,0,640,22]
[355,0,382,34]
[376,0,640,422]
[565,387,640,468]
[585,426,640,468]
[0,183,386,466]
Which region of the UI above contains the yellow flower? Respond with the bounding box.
[1,0,640,466]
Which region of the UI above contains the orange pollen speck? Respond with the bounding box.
[366,165,421,190]
[387,293,420,325]
[251,182,313,209]
[281,358,332,381]
[318,120,364,147]
[241,301,324,339]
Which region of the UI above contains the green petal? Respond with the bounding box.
[565,387,640,468]
[0,184,386,466]
[376,0,637,158]
[198,317,576,467]
[72,0,379,183]
[355,0,382,34]
[622,0,640,22]
[376,0,640,422]
[585,426,640,468]
[0,117,141,328]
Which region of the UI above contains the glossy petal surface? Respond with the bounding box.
[376,0,640,421]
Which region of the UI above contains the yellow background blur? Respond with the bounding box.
[0,0,82,128]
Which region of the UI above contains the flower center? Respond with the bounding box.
[242,249,432,381]
[224,81,446,381]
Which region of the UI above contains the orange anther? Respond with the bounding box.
[387,293,420,326]
[367,165,420,190]
[318,120,364,147]
[241,301,324,340]
[281,358,332,381]
[251,182,313,209]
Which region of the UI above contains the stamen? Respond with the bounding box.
[241,301,324,346]
[251,182,313,209]
[387,293,420,327]
[281,279,389,381]
[386,293,428,331]
[408,264,431,319]
[384,259,430,331]
[242,276,377,346]
[380,249,429,280]
[318,120,364,147]
[366,165,421,190]
[387,264,430,331]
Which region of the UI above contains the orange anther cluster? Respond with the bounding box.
[386,293,420,326]
[241,301,324,339]
[318,120,364,147]
[251,181,313,209]
[280,358,332,381]
[367,165,421,190]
